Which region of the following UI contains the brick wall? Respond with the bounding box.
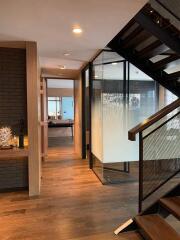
[0,47,27,135]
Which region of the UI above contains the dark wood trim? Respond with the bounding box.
[153,55,180,71]
[81,70,86,159]
[155,0,180,21]
[123,61,126,98]
[128,98,180,141]
[165,71,180,81]
[102,49,116,52]
[123,30,151,49]
[127,61,130,97]
[108,41,180,97]
[89,63,93,169]
[122,25,143,44]
[139,132,143,213]
[138,40,168,59]
[118,18,136,37]
[134,10,180,55]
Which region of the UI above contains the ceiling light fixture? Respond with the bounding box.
[64,53,71,56]
[112,62,118,65]
[73,26,83,34]
[59,65,66,70]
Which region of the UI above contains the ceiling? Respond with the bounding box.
[47,79,74,89]
[95,63,152,81]
[0,0,147,71]
[94,51,152,80]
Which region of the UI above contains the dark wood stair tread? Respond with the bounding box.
[123,30,151,49]
[166,71,180,81]
[118,231,143,240]
[72,231,143,240]
[160,196,180,220]
[153,55,180,70]
[138,40,168,59]
[135,214,180,240]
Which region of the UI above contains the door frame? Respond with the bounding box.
[81,63,94,168]
[41,77,75,153]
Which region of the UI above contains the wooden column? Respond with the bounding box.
[40,77,48,161]
[74,75,82,158]
[26,42,41,196]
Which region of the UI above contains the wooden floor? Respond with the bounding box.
[0,146,139,240]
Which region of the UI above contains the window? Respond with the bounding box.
[48,97,74,120]
[48,97,61,120]
[62,97,74,120]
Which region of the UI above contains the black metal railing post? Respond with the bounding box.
[139,131,143,213]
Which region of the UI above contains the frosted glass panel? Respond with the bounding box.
[91,55,103,163]
[91,51,177,184]
[103,94,139,163]
[91,80,103,161]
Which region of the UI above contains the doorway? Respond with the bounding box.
[47,79,74,149]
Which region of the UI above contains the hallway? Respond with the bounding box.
[0,147,138,240]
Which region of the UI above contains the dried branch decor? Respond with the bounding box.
[0,127,12,147]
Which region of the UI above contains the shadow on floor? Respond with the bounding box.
[48,136,74,148]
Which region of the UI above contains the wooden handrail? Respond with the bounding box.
[128,98,180,141]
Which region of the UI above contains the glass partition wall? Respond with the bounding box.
[91,50,129,183]
[90,50,177,184]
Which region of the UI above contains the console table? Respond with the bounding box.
[0,148,29,191]
[0,148,28,160]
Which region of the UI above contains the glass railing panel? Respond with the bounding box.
[141,111,180,210]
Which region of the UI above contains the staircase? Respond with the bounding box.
[108,3,180,97]
[115,184,180,239]
[107,2,180,239]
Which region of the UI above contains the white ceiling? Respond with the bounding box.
[94,51,152,80]
[47,79,74,89]
[0,0,147,70]
[95,63,152,80]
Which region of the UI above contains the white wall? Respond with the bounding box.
[47,88,73,97]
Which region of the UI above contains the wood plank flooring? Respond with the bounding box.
[0,146,138,240]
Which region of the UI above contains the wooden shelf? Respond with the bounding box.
[0,148,28,160]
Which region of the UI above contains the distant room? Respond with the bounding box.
[47,79,74,148]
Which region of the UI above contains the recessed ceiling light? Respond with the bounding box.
[112,62,118,65]
[73,27,83,34]
[94,75,99,78]
[59,65,66,69]
[64,53,71,56]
